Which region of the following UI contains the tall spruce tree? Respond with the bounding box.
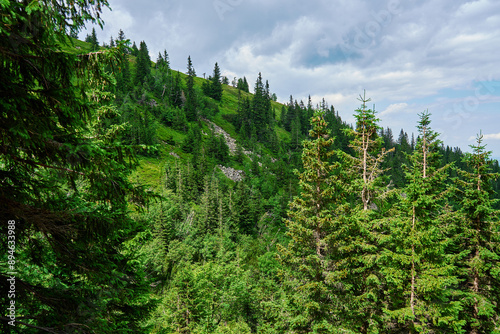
[345,91,394,210]
[339,93,395,332]
[85,27,99,51]
[277,111,350,332]
[382,111,462,332]
[207,62,223,101]
[185,55,197,121]
[456,133,500,333]
[251,73,271,140]
[115,34,131,92]
[134,40,151,85]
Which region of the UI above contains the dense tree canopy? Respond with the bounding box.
[2,1,499,332]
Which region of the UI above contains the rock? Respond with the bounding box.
[218,165,244,182]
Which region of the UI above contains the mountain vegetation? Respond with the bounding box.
[1,1,499,333]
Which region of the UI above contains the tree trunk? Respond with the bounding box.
[411,206,416,319]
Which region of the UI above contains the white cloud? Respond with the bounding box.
[379,103,409,117]
[469,133,500,141]
[87,0,500,157]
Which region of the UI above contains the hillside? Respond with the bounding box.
[103,36,500,333]
[2,5,500,332]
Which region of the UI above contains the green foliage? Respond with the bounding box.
[0,0,154,332]
[237,76,250,93]
[277,111,350,332]
[202,62,223,101]
[134,40,151,85]
[382,111,462,332]
[344,91,394,210]
[181,123,202,153]
[455,133,500,333]
[4,3,500,331]
[85,27,99,51]
[185,56,198,121]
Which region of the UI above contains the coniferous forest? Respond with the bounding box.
[1,1,500,333]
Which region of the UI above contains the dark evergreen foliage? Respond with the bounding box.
[0,1,154,332]
[184,56,198,121]
[202,62,223,101]
[134,40,151,85]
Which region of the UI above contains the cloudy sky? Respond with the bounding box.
[84,0,500,159]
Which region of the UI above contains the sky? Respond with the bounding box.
[83,0,500,159]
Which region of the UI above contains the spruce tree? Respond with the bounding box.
[134,40,151,85]
[277,111,349,332]
[456,133,500,333]
[231,182,254,234]
[117,29,126,42]
[345,91,394,210]
[339,93,395,332]
[185,55,197,121]
[131,41,139,56]
[116,37,131,92]
[0,1,153,332]
[85,27,99,51]
[382,111,462,332]
[210,62,223,101]
[251,73,271,140]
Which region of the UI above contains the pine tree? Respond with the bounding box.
[456,133,500,333]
